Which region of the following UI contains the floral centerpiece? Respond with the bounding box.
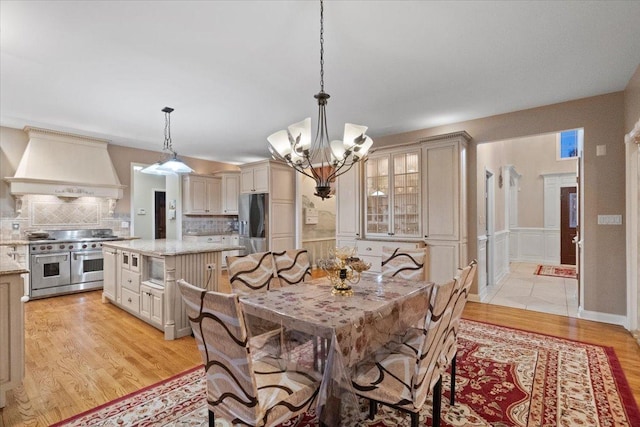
[318,247,371,296]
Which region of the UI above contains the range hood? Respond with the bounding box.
[5,127,125,199]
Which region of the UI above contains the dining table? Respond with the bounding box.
[239,274,434,426]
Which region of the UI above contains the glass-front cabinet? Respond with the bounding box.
[365,149,421,238]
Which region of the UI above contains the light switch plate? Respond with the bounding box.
[597,214,622,225]
[121,221,130,229]
[596,145,607,156]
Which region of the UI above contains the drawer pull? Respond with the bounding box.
[128,279,132,283]
[366,247,372,251]
[127,297,132,303]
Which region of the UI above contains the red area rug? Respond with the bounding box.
[51,319,640,427]
[534,264,577,279]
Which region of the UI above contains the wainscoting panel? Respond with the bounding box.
[510,227,560,264]
[493,230,510,284]
[477,236,487,300]
[302,238,336,268]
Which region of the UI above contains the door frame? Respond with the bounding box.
[625,118,639,333]
[485,169,496,286]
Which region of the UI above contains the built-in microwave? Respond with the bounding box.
[146,257,165,286]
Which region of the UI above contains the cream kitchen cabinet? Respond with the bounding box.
[335,163,361,249]
[217,172,240,214]
[240,160,296,251]
[421,131,470,284]
[240,163,269,193]
[183,174,222,215]
[355,239,425,273]
[103,240,241,339]
[343,131,470,285]
[140,283,164,328]
[365,148,421,239]
[102,247,117,302]
[0,261,27,408]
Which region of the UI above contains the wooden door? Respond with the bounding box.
[154,191,166,239]
[560,186,577,265]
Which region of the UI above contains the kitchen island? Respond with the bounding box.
[0,258,28,407]
[101,239,243,340]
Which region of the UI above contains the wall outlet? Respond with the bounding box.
[206,263,216,271]
[12,223,20,230]
[121,221,130,229]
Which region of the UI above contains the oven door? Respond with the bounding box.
[30,252,71,290]
[71,250,104,285]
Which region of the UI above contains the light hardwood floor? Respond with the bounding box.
[1,282,639,426]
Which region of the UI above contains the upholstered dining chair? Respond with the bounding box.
[381,246,430,280]
[442,260,477,406]
[272,249,312,286]
[227,251,278,295]
[272,249,325,370]
[178,280,320,427]
[351,276,458,427]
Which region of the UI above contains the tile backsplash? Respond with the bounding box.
[0,195,130,240]
[182,216,238,235]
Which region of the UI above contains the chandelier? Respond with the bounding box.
[141,107,194,175]
[267,0,373,200]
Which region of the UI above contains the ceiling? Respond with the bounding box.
[2,1,640,165]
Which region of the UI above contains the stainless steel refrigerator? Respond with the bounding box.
[238,193,268,255]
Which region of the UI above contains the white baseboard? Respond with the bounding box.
[578,308,627,327]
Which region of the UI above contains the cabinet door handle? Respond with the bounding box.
[128,279,132,283]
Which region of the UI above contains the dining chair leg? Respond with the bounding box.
[410,411,419,427]
[208,409,215,427]
[313,336,319,371]
[368,399,377,420]
[450,352,457,406]
[433,376,442,427]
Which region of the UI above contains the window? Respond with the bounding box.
[558,129,579,159]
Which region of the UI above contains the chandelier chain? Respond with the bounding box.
[319,0,324,92]
[164,110,172,152]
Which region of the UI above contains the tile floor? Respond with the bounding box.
[483,262,579,318]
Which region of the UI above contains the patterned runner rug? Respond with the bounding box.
[534,264,577,279]
[51,319,639,427]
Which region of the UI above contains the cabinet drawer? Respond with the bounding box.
[359,255,381,273]
[122,269,141,292]
[121,288,139,313]
[356,240,423,257]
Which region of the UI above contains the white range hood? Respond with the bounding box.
[5,127,125,199]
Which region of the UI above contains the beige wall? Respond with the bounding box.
[479,133,577,229]
[107,143,239,215]
[375,92,627,316]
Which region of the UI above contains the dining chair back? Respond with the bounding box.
[272,249,312,286]
[227,251,278,295]
[178,279,320,427]
[381,246,429,280]
[351,277,457,427]
[442,259,477,405]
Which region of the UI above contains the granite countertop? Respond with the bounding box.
[0,258,29,276]
[0,236,139,246]
[183,231,238,236]
[102,239,244,257]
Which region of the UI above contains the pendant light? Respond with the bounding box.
[141,107,194,175]
[267,0,373,200]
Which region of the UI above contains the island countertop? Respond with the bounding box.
[0,258,29,276]
[101,239,243,257]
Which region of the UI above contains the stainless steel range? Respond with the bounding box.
[28,229,123,299]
